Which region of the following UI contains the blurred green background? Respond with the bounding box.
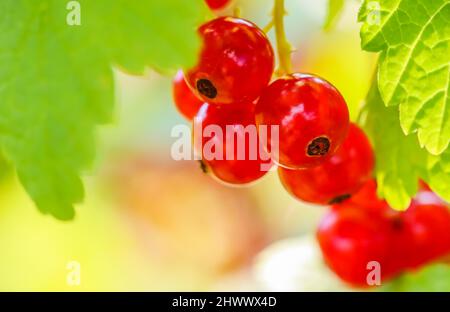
[0,0,390,291]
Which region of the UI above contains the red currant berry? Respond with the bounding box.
[384,212,413,273]
[278,123,373,205]
[256,73,349,169]
[385,201,450,273]
[185,17,274,104]
[317,206,392,286]
[193,102,272,185]
[324,181,450,281]
[205,0,231,10]
[337,179,390,215]
[403,203,450,268]
[172,70,203,120]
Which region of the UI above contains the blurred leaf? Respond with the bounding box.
[362,78,450,209]
[427,148,450,203]
[0,152,12,181]
[361,78,427,210]
[323,0,345,31]
[359,0,450,155]
[0,0,208,219]
[381,264,450,292]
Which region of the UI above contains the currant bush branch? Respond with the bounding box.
[273,0,293,75]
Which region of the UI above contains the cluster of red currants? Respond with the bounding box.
[318,180,450,287]
[173,16,355,194]
[172,3,450,287]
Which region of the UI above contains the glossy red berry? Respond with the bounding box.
[185,17,274,104]
[317,206,392,286]
[403,203,450,269]
[205,0,231,10]
[256,73,349,169]
[193,102,272,185]
[278,123,373,205]
[172,70,203,120]
[335,178,403,272]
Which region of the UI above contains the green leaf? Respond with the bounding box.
[427,148,450,202]
[381,264,450,292]
[361,78,427,210]
[359,0,450,155]
[0,0,208,219]
[323,0,345,31]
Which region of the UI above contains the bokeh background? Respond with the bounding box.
[0,0,425,291]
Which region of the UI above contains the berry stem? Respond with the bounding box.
[273,0,292,75]
[233,6,242,18]
[262,20,274,33]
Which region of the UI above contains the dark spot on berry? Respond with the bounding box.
[391,216,404,231]
[329,194,351,205]
[307,136,330,157]
[197,79,217,99]
[198,160,208,174]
